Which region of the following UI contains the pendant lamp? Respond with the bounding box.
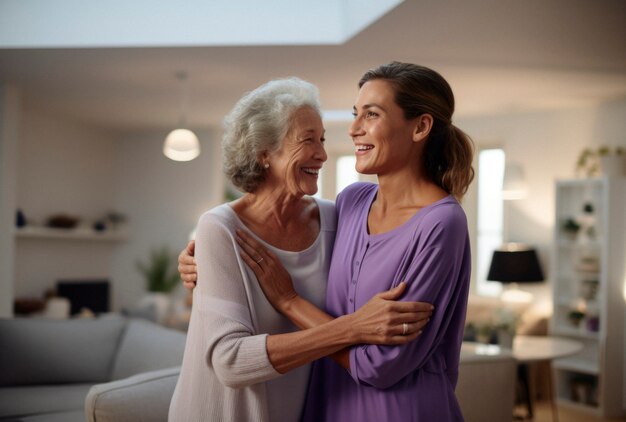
[163,71,200,162]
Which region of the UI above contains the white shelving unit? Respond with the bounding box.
[550,177,626,418]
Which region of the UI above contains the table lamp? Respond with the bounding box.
[487,244,544,303]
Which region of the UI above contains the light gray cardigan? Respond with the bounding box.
[169,200,336,421]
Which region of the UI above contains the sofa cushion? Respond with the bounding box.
[85,367,180,422]
[110,319,186,380]
[0,384,92,418]
[0,317,127,386]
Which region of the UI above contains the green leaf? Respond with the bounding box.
[135,246,180,293]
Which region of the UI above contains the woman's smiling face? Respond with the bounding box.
[268,106,327,196]
[349,79,418,176]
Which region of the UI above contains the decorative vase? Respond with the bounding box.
[497,329,514,349]
[600,155,626,177]
[135,292,172,324]
[16,209,26,227]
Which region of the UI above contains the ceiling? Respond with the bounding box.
[1,0,625,135]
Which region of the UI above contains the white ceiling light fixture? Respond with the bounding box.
[163,71,200,162]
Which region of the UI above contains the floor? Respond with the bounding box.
[518,400,626,422]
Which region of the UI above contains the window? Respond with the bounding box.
[336,155,359,194]
[476,148,505,296]
[313,168,323,198]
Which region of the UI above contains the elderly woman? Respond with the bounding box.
[168,77,432,422]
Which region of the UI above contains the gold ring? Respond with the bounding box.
[256,257,264,264]
[402,323,408,335]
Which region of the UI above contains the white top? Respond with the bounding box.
[169,198,336,422]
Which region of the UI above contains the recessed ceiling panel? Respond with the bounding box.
[0,0,403,48]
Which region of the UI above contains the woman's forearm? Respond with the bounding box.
[267,283,430,373]
[266,307,353,373]
[283,296,352,368]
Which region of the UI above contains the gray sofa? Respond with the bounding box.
[84,342,516,422]
[0,316,186,422]
[81,345,516,422]
[0,316,516,422]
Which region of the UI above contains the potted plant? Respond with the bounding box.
[568,309,585,327]
[494,308,519,349]
[476,323,494,344]
[576,146,625,177]
[135,246,180,324]
[561,217,580,240]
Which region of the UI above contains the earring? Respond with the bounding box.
[264,163,270,169]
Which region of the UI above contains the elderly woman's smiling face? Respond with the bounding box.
[266,106,327,196]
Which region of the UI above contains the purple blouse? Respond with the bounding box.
[303,182,471,421]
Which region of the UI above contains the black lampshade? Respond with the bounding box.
[487,247,544,284]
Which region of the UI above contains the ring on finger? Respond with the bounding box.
[402,322,408,336]
[256,257,264,264]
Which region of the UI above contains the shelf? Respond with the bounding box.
[553,177,626,418]
[552,326,599,340]
[554,299,600,313]
[556,398,600,415]
[557,239,602,250]
[15,226,128,241]
[554,358,599,375]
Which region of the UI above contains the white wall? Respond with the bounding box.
[12,102,223,312]
[110,129,222,310]
[457,98,626,311]
[14,105,119,299]
[0,85,20,317]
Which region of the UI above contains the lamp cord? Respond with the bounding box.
[175,71,189,127]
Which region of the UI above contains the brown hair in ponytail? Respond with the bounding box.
[358,62,475,201]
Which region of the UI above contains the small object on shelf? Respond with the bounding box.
[16,209,27,227]
[93,220,107,232]
[105,211,127,229]
[561,217,581,240]
[567,309,585,327]
[475,324,494,344]
[46,214,79,229]
[577,202,597,243]
[575,255,600,273]
[586,315,600,332]
[13,297,46,315]
[497,329,514,349]
[570,375,598,405]
[580,279,599,300]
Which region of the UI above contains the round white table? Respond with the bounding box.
[512,335,582,363]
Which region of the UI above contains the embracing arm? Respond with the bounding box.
[190,215,279,388]
[188,214,429,388]
[235,229,433,372]
[265,284,421,372]
[178,240,197,289]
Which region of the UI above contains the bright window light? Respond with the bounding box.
[336,155,358,195]
[313,168,323,199]
[476,148,505,296]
